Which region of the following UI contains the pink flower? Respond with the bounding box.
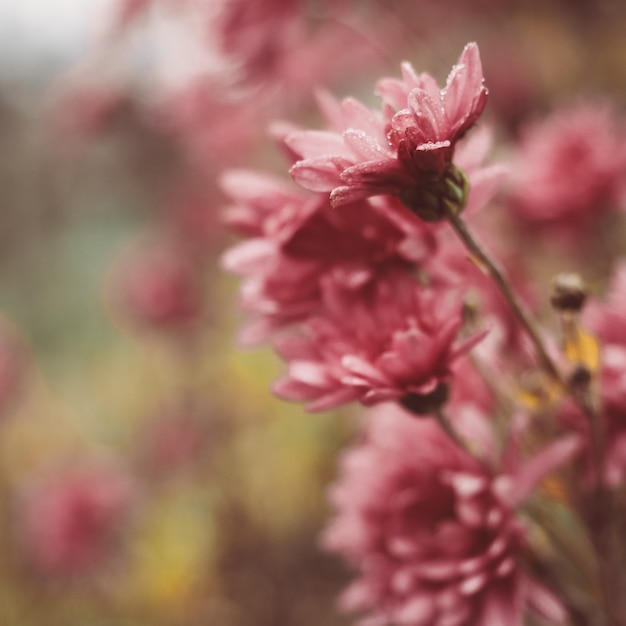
[50,83,132,140]
[323,405,576,626]
[215,0,301,83]
[273,270,485,411]
[288,43,488,220]
[510,102,626,241]
[222,171,437,344]
[154,79,263,171]
[110,238,204,334]
[18,458,135,576]
[138,408,208,475]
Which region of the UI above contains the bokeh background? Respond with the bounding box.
[0,1,626,624]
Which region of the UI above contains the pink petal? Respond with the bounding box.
[407,89,445,143]
[340,158,409,187]
[477,579,524,626]
[341,97,387,143]
[507,434,583,506]
[272,377,320,401]
[443,43,488,139]
[454,125,493,171]
[220,169,295,203]
[288,360,332,387]
[394,593,436,625]
[449,472,488,498]
[459,571,488,596]
[285,130,350,159]
[413,559,459,581]
[343,129,392,161]
[464,164,509,216]
[221,239,275,274]
[525,577,567,623]
[306,387,362,412]
[330,184,372,207]
[341,354,392,385]
[290,157,349,192]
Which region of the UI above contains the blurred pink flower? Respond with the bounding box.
[19,459,135,576]
[214,0,301,83]
[288,43,488,218]
[153,79,263,171]
[273,270,485,411]
[323,405,576,626]
[50,84,133,140]
[139,409,208,474]
[510,102,626,239]
[111,239,204,334]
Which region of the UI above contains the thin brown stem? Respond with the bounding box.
[445,208,564,386]
[434,407,467,452]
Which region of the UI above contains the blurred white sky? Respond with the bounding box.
[0,0,112,74]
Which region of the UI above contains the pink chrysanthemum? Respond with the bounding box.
[510,102,626,240]
[222,171,436,344]
[288,43,488,220]
[323,405,576,626]
[110,238,204,334]
[18,459,135,576]
[273,269,485,411]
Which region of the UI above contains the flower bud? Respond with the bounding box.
[550,273,588,312]
[399,382,450,416]
[400,165,469,222]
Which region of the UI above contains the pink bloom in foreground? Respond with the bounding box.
[273,270,484,411]
[18,459,135,576]
[510,102,626,241]
[222,171,436,343]
[288,43,488,219]
[323,405,575,626]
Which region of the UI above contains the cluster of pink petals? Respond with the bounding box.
[215,0,301,82]
[288,43,488,210]
[323,405,576,626]
[18,459,135,576]
[510,102,626,237]
[154,79,264,172]
[222,170,436,344]
[273,270,485,411]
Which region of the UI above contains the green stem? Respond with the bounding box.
[444,207,564,386]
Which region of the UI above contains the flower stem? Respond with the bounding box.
[444,207,564,386]
[434,406,467,451]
